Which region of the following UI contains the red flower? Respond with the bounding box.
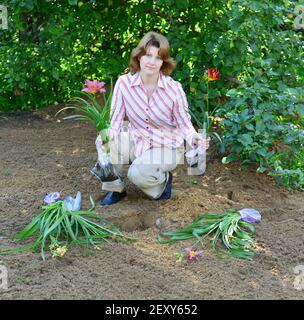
[207,68,221,81]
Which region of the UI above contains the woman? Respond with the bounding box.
[98,31,209,206]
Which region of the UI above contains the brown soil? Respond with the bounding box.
[0,107,303,300]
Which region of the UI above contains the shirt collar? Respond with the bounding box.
[130,72,167,90]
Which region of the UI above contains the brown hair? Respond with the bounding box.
[128,31,176,76]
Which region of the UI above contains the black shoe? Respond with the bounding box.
[156,172,172,200]
[99,191,127,206]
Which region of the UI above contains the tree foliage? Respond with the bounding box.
[0,0,303,189]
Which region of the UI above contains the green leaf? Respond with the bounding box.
[52,70,59,80]
[295,105,304,117]
[238,134,253,146]
[22,0,35,10]
[68,0,78,5]
[222,154,239,164]
[245,124,255,131]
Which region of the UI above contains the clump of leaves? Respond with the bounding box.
[56,79,112,135]
[158,208,259,260]
[0,199,132,260]
[268,145,304,191]
[57,79,118,180]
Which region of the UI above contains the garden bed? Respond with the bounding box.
[0,108,303,299]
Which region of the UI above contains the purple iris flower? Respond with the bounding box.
[43,192,61,205]
[238,208,261,223]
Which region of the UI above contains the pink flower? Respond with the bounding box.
[185,247,202,262]
[82,80,106,94]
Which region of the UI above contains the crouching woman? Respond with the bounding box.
[97,31,209,206]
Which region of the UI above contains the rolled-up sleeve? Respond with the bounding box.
[173,81,197,146]
[110,77,125,133]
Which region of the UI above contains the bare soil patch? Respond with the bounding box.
[0,107,303,299]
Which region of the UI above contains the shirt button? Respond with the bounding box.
[145,118,149,121]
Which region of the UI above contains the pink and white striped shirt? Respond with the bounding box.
[110,71,197,158]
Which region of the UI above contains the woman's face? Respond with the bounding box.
[139,46,163,76]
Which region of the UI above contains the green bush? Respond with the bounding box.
[268,146,304,190]
[2,1,301,112]
[213,1,304,189]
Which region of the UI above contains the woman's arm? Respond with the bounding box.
[173,81,210,150]
[172,81,197,146]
